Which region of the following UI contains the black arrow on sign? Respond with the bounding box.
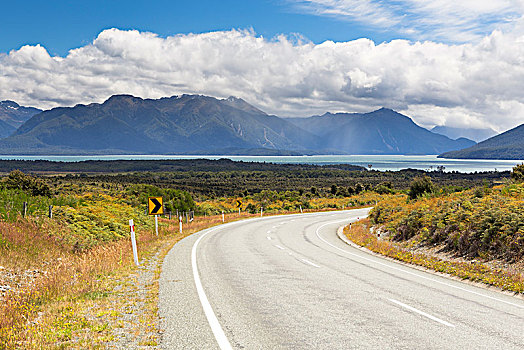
[237,200,242,208]
[150,198,162,214]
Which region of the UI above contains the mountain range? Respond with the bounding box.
[431,125,497,143]
[0,94,476,156]
[0,100,42,138]
[287,109,475,155]
[439,124,524,159]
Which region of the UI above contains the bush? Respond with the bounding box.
[408,176,434,199]
[511,163,524,182]
[3,170,51,197]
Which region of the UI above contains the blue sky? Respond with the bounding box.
[3,0,517,55]
[2,1,524,131]
[1,0,386,56]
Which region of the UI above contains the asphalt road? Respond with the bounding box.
[159,209,524,349]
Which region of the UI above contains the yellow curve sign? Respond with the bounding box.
[148,197,164,215]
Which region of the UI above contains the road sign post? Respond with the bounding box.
[148,197,163,236]
[129,219,139,266]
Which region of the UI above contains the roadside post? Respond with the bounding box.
[148,197,163,236]
[222,211,225,223]
[49,205,53,219]
[300,205,303,213]
[23,202,27,218]
[129,219,139,266]
[179,216,183,234]
[261,207,263,217]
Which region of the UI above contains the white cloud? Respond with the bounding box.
[1,28,524,132]
[291,0,524,43]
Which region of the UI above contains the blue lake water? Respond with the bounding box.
[0,154,522,173]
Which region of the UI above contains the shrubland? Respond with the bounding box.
[354,165,524,293]
[0,161,520,347]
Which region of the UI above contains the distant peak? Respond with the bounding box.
[226,96,243,102]
[106,94,138,100]
[221,96,266,115]
[1,100,20,108]
[104,94,143,104]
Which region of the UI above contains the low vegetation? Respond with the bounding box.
[353,165,524,293]
[1,160,521,348]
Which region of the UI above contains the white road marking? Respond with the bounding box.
[192,228,233,350]
[275,244,285,250]
[301,258,321,268]
[315,218,524,310]
[267,230,272,234]
[267,236,272,240]
[388,299,455,327]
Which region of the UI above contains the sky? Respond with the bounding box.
[2,0,524,132]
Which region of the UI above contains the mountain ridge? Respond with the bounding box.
[431,125,497,142]
[439,124,524,160]
[0,100,42,138]
[0,95,475,155]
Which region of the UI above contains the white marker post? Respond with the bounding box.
[155,215,158,236]
[222,211,225,223]
[261,207,263,217]
[300,205,303,214]
[179,216,183,234]
[129,219,139,266]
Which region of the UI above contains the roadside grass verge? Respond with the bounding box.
[344,219,524,294]
[0,207,299,348]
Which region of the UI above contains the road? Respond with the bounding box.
[159,209,524,349]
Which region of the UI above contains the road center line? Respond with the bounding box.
[275,244,285,250]
[388,299,456,327]
[191,228,233,350]
[301,258,321,268]
[315,218,524,310]
[267,236,272,240]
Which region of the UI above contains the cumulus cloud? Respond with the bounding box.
[1,28,524,132]
[291,0,524,43]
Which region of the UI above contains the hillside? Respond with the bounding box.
[287,108,475,155]
[0,100,42,138]
[0,95,319,155]
[439,124,524,159]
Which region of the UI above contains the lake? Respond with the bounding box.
[0,154,522,173]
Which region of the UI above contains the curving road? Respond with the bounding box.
[159,209,524,349]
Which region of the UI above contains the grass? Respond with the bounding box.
[0,206,300,348]
[344,219,524,294]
